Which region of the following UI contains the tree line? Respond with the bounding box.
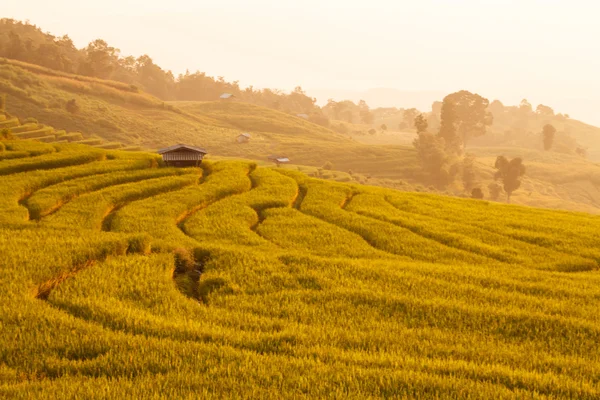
[0,19,326,122]
[412,90,527,203]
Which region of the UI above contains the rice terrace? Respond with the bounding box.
[3,3,600,399]
[1,135,600,398]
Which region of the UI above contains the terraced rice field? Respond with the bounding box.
[2,140,600,398]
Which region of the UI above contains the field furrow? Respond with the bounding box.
[3,141,600,398]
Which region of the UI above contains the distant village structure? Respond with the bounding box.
[237,133,251,143]
[220,93,235,100]
[296,113,309,120]
[158,144,207,167]
[268,155,290,167]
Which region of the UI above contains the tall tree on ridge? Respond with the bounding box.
[438,90,492,154]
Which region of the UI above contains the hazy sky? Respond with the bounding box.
[5,0,600,124]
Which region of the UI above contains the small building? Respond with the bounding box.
[158,144,207,167]
[237,133,251,143]
[268,155,290,167]
[296,113,309,120]
[220,93,235,100]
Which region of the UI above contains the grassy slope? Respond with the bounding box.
[2,141,600,398]
[0,58,417,179]
[4,57,600,214]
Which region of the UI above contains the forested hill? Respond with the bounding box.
[0,18,328,124]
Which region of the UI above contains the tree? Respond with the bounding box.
[494,156,526,203]
[438,91,492,154]
[368,128,376,135]
[403,108,419,129]
[471,188,484,199]
[413,133,456,186]
[462,154,477,193]
[414,114,428,134]
[536,104,554,117]
[322,161,333,170]
[65,98,80,114]
[358,100,374,124]
[542,124,556,151]
[519,99,533,114]
[488,100,504,116]
[79,39,120,79]
[488,182,503,201]
[380,124,388,132]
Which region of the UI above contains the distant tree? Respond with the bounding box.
[542,124,556,151]
[488,182,503,201]
[414,114,428,134]
[462,154,477,193]
[368,128,376,135]
[536,104,555,117]
[413,133,456,186]
[322,161,333,170]
[65,99,80,114]
[494,156,526,203]
[488,100,504,116]
[358,100,374,124]
[439,91,492,154]
[519,99,533,114]
[403,108,419,129]
[79,39,120,79]
[380,124,388,132]
[471,188,484,199]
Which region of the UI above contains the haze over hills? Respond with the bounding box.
[310,88,447,111]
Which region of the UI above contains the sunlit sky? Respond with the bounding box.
[5,0,600,124]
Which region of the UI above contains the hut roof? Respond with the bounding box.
[268,155,290,163]
[220,93,234,99]
[157,144,208,155]
[238,133,251,138]
[296,113,309,119]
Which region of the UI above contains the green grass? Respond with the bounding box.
[2,140,600,397]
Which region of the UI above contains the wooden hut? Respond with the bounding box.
[158,144,207,167]
[268,155,290,167]
[237,133,251,143]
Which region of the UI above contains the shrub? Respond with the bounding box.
[0,128,13,139]
[471,188,484,199]
[488,182,503,201]
[66,99,80,114]
[323,161,333,170]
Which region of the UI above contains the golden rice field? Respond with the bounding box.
[2,140,600,398]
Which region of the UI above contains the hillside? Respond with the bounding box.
[2,140,600,397]
[6,58,600,215]
[0,58,421,178]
